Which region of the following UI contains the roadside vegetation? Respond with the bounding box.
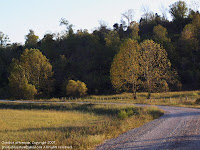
[0,103,163,150]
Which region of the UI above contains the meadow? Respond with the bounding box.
[45,90,200,108]
[1,90,199,149]
[0,103,163,150]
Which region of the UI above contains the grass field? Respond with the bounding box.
[44,90,200,108]
[0,103,163,150]
[1,90,199,149]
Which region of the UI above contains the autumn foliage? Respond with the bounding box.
[66,80,88,98]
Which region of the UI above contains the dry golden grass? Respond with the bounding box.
[43,91,200,107]
[0,103,163,150]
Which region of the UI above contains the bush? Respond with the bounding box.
[126,109,134,116]
[118,110,127,119]
[66,80,88,98]
[77,80,88,97]
[195,98,200,104]
[66,80,78,97]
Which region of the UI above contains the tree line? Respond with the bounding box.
[0,0,200,99]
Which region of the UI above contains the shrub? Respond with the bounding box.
[126,109,134,116]
[195,98,200,104]
[66,80,78,97]
[66,80,88,98]
[77,80,88,97]
[118,110,127,119]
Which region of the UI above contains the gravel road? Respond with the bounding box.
[96,105,200,150]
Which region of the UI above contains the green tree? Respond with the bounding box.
[9,49,54,99]
[153,25,177,64]
[9,59,37,99]
[0,31,9,47]
[60,18,74,36]
[41,33,57,61]
[169,1,188,20]
[180,24,198,53]
[140,40,173,99]
[110,39,141,99]
[127,21,140,40]
[53,55,70,97]
[192,13,200,42]
[25,30,39,48]
[105,30,120,49]
[153,25,171,46]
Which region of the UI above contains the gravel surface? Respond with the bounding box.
[96,105,200,150]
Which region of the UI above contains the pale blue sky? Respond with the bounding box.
[0,0,196,44]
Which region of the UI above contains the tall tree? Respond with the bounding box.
[121,9,134,27]
[110,39,141,99]
[25,30,39,48]
[153,25,171,46]
[41,33,57,61]
[9,59,37,99]
[127,21,140,40]
[140,40,174,99]
[0,31,9,47]
[9,49,54,99]
[169,1,188,20]
[60,18,74,36]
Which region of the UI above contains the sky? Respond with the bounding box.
[0,0,198,44]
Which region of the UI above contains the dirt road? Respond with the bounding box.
[96,105,200,150]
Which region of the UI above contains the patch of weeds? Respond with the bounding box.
[118,110,127,119]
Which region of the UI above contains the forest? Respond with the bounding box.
[0,0,200,99]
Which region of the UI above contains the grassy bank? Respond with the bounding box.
[0,103,163,150]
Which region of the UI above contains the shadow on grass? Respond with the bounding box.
[0,126,91,134]
[0,103,141,117]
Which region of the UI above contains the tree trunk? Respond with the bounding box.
[133,83,137,99]
[147,80,151,99]
[147,91,151,99]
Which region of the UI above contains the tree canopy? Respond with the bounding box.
[0,0,200,99]
[110,39,141,99]
[9,49,54,99]
[140,40,174,98]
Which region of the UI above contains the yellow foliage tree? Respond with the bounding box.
[9,59,37,99]
[66,80,88,97]
[66,80,78,97]
[140,40,173,99]
[20,49,54,97]
[110,39,141,99]
[77,80,88,97]
[9,49,53,99]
